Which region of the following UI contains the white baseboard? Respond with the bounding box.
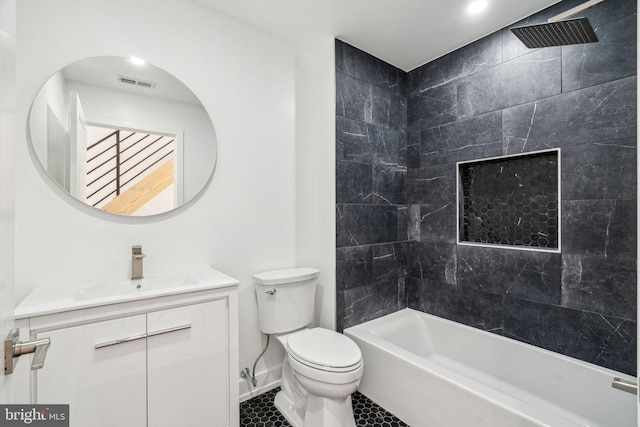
[238,365,282,403]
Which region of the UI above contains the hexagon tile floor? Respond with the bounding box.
[240,387,410,427]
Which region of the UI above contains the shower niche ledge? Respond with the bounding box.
[457,149,560,252]
[14,268,240,427]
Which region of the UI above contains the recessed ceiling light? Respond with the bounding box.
[130,57,146,66]
[467,0,488,14]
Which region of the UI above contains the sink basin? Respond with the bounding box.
[15,268,239,319]
[74,274,198,300]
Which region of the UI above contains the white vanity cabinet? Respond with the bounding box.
[14,269,239,427]
[36,314,148,426]
[147,300,229,427]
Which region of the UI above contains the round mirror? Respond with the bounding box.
[28,57,217,216]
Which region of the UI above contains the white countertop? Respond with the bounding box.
[15,267,239,319]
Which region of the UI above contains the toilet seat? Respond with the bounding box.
[287,328,362,373]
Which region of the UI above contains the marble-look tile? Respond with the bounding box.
[407,131,420,169]
[502,77,637,154]
[419,203,457,244]
[336,73,372,123]
[343,280,401,329]
[398,276,408,309]
[561,199,616,256]
[336,290,345,332]
[373,243,406,283]
[605,199,637,258]
[406,69,419,98]
[408,81,458,131]
[397,206,409,242]
[336,161,372,204]
[457,48,562,119]
[562,199,637,258]
[398,131,408,167]
[335,0,638,370]
[456,245,562,305]
[421,111,502,166]
[407,242,457,285]
[337,118,404,165]
[336,246,373,291]
[407,276,504,332]
[561,139,637,200]
[372,86,407,131]
[335,73,407,134]
[562,15,637,92]
[576,0,637,31]
[372,163,407,205]
[371,126,406,165]
[338,39,406,97]
[336,204,402,247]
[595,319,637,377]
[407,163,456,204]
[407,205,421,241]
[504,298,636,375]
[411,32,502,94]
[562,254,636,320]
[335,39,344,75]
[336,117,372,163]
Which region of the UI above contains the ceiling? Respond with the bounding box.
[190,0,562,71]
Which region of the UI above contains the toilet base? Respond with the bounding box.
[274,389,304,427]
[274,388,357,427]
[304,393,356,427]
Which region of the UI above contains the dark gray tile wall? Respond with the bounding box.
[335,40,409,331]
[407,0,637,376]
[335,0,637,375]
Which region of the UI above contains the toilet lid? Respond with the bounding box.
[287,328,361,369]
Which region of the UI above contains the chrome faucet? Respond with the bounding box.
[131,245,145,280]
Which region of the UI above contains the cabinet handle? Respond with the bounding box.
[94,325,191,349]
[147,324,192,338]
[612,377,638,395]
[95,333,147,349]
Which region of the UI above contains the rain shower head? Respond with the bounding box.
[510,17,598,48]
[510,0,604,48]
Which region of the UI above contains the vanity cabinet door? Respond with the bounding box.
[36,314,147,427]
[147,299,229,427]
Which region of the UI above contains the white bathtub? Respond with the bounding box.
[344,308,637,427]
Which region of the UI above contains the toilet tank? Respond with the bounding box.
[254,268,319,335]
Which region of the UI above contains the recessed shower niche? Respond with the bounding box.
[457,149,560,251]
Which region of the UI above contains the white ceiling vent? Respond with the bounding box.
[118,75,156,89]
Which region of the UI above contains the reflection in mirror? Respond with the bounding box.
[29,57,216,216]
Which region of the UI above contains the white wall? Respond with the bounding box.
[0,0,16,404]
[295,40,336,331]
[237,38,338,402]
[16,0,307,403]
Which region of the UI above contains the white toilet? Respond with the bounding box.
[254,268,363,427]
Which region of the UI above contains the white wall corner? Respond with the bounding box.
[294,38,337,331]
